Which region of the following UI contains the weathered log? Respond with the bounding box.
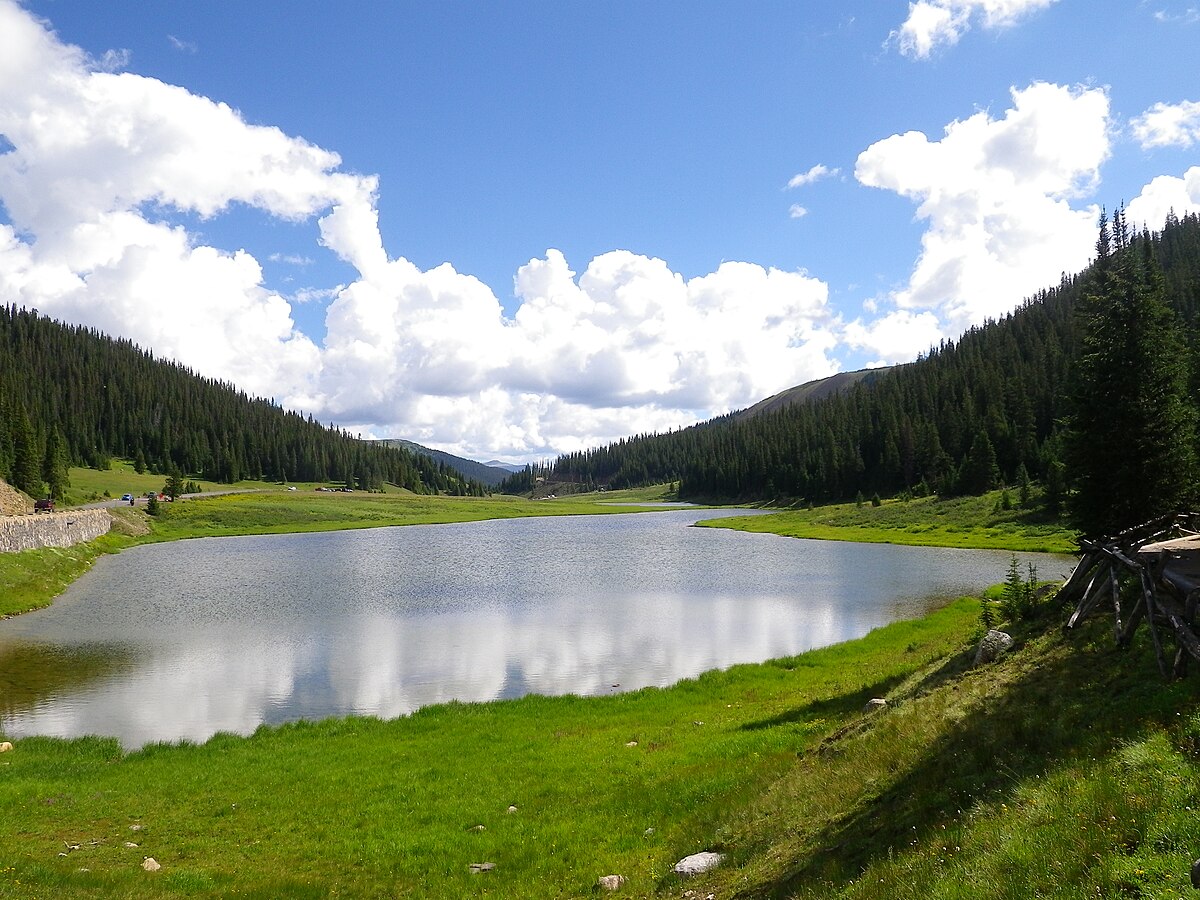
[1110,564,1123,644]
[1118,593,1147,648]
[1066,564,1110,630]
[1139,568,1169,678]
[1058,550,1104,609]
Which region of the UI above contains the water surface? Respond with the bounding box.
[0,509,1069,748]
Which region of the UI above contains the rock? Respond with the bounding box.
[507,805,518,814]
[468,862,495,874]
[597,873,625,890]
[1191,857,1200,888]
[864,698,888,713]
[673,851,725,877]
[129,824,144,832]
[141,857,161,872]
[124,842,139,849]
[0,741,12,752]
[625,740,638,748]
[974,629,1014,666]
[469,824,485,832]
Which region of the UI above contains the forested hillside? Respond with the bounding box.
[0,307,484,498]
[504,212,1200,516]
[373,438,513,487]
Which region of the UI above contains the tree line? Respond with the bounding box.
[503,211,1200,538]
[0,306,486,498]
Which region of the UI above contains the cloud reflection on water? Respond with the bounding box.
[0,510,1061,749]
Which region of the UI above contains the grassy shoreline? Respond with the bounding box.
[5,481,1196,898]
[697,490,1078,554]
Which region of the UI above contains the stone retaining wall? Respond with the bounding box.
[0,509,112,553]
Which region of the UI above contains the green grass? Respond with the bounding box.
[6,595,1200,899]
[700,491,1078,554]
[684,604,1200,900]
[0,598,979,899]
[60,461,286,507]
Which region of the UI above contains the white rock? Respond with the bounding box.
[0,741,12,752]
[625,740,638,748]
[597,873,626,890]
[141,857,161,872]
[864,698,888,712]
[974,629,1014,666]
[507,805,518,814]
[673,851,725,877]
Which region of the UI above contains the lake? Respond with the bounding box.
[0,509,1070,749]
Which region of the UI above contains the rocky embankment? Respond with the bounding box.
[0,477,112,552]
[0,508,112,552]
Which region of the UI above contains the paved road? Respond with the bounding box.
[79,489,264,510]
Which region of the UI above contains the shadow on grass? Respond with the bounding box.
[738,675,911,733]
[737,617,1200,899]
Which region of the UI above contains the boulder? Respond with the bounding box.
[141,858,161,872]
[974,629,1014,666]
[863,698,888,713]
[673,851,724,877]
[597,874,625,890]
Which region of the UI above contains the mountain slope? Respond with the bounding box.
[0,307,484,497]
[373,439,513,486]
[735,367,891,421]
[508,212,1200,504]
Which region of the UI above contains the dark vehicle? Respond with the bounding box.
[34,498,55,513]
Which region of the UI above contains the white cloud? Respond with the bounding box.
[789,204,808,219]
[786,164,838,189]
[0,0,843,461]
[855,81,1108,332]
[1126,167,1200,231]
[892,0,1059,58]
[843,309,945,367]
[1153,7,1200,24]
[168,35,198,54]
[1131,99,1200,149]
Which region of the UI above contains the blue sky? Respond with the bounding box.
[2,1,1199,462]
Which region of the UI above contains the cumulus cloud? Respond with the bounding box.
[786,164,838,189]
[1126,167,1200,231]
[855,81,1108,334]
[1131,99,1200,149]
[892,0,1059,58]
[788,204,808,219]
[0,0,842,461]
[843,309,945,367]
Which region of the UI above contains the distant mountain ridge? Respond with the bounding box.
[373,440,514,486]
[736,367,893,420]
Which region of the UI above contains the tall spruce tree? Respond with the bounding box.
[1065,213,1198,537]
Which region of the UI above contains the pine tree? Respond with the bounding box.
[42,426,70,501]
[1065,218,1199,536]
[10,404,43,497]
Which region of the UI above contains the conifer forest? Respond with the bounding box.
[503,212,1200,538]
[0,309,484,497]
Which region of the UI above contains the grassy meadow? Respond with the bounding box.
[4,594,1200,898]
[701,490,1078,554]
[11,469,1193,898]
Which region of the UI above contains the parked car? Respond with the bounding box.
[34,498,54,513]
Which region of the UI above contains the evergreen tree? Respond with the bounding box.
[1065,220,1198,537]
[42,426,70,500]
[10,403,42,496]
[958,430,1000,496]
